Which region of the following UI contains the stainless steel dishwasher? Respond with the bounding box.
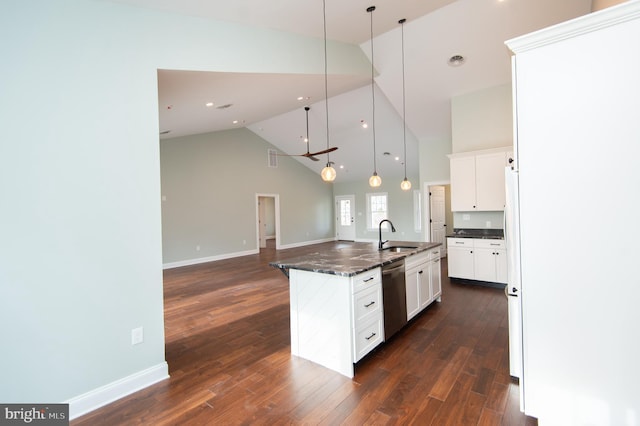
[382,259,407,340]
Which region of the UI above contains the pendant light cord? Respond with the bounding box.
[400,19,407,180]
[368,6,377,174]
[323,0,330,164]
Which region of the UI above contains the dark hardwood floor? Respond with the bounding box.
[72,240,537,425]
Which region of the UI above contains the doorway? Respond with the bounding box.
[256,194,280,250]
[423,182,451,257]
[335,195,356,241]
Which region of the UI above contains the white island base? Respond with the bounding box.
[289,267,383,378]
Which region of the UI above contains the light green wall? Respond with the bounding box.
[0,0,369,407]
[419,136,452,185]
[451,84,513,153]
[160,129,334,263]
[333,173,422,243]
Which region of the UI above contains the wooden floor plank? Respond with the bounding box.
[71,241,537,425]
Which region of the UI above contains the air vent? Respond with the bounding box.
[268,149,278,168]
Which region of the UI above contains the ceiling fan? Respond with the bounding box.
[279,106,338,161]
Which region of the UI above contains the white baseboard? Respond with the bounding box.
[277,237,335,250]
[163,249,259,269]
[67,362,169,420]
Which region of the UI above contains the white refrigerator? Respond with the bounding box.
[506,2,640,424]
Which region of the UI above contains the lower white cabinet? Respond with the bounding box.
[447,238,475,280]
[405,247,442,321]
[289,267,383,378]
[447,238,507,284]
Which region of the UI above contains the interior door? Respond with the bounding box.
[335,195,355,241]
[258,197,267,248]
[430,186,447,256]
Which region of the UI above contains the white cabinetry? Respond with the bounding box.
[447,238,506,284]
[447,238,475,280]
[472,240,507,284]
[449,148,511,212]
[405,247,442,321]
[289,267,382,378]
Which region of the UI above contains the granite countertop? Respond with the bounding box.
[447,228,504,240]
[270,241,441,278]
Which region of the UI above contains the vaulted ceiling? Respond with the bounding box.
[109,0,593,183]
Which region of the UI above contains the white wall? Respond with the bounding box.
[0,0,370,413]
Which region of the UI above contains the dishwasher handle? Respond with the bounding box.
[382,263,405,275]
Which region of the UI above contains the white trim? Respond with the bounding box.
[67,362,169,420]
[506,0,640,54]
[163,249,258,269]
[278,237,335,250]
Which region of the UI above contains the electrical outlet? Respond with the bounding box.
[131,327,144,345]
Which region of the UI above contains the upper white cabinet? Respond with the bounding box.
[449,148,512,212]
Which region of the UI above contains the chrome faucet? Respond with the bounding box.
[378,219,397,250]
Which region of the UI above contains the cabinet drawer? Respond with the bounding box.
[474,239,505,249]
[447,238,473,248]
[428,248,441,260]
[405,251,429,270]
[353,284,382,326]
[351,268,381,293]
[353,317,383,362]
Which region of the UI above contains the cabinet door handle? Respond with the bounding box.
[470,250,473,254]
[365,332,377,340]
[363,277,375,282]
[418,270,423,274]
[435,259,440,263]
[490,243,500,246]
[364,301,375,308]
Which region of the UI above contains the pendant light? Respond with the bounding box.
[367,5,382,188]
[399,18,411,191]
[320,0,336,182]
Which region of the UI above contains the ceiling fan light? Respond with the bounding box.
[369,172,382,188]
[321,164,337,182]
[401,178,412,191]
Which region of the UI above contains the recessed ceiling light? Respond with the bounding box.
[205,102,214,107]
[448,55,466,67]
[395,156,400,161]
[297,96,310,101]
[339,165,344,169]
[361,120,368,129]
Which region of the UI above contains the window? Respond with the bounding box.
[366,192,388,230]
[414,190,422,232]
[339,199,351,226]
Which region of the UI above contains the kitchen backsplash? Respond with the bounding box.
[453,211,504,230]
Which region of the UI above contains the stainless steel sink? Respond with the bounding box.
[381,246,418,252]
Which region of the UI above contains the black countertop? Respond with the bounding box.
[447,228,504,240]
[270,241,441,278]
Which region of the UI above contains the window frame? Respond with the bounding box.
[366,192,389,231]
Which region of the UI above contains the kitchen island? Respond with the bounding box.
[270,241,441,378]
